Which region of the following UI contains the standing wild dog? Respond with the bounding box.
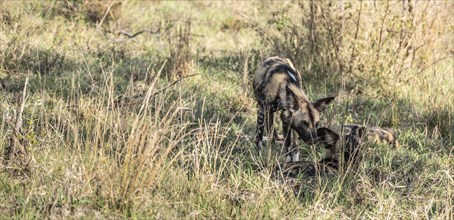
[253,56,335,162]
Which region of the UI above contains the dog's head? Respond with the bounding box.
[285,85,335,144]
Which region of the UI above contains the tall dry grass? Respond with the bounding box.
[256,1,453,86]
[0,1,452,218]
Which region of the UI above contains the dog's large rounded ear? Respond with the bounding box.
[351,126,367,138]
[317,127,340,147]
[313,96,336,112]
[358,127,367,138]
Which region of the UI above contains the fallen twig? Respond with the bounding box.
[118,28,160,39]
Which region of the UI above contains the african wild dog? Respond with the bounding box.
[317,125,365,170]
[253,56,335,162]
[274,126,364,178]
[275,125,397,177]
[317,125,398,169]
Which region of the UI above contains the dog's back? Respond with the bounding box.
[342,125,397,146]
[253,56,302,107]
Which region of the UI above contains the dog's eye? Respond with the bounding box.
[315,122,319,127]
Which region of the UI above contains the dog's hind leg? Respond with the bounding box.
[255,106,265,152]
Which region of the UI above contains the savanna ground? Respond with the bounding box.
[0,1,453,219]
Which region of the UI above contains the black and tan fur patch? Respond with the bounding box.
[342,125,398,146]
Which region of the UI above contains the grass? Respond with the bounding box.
[0,1,453,219]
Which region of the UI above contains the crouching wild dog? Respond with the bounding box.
[273,126,363,178]
[276,125,397,177]
[317,126,365,170]
[317,125,398,170]
[253,56,335,162]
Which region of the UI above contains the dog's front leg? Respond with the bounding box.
[281,112,293,163]
[290,130,300,161]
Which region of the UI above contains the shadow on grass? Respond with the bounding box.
[2,42,452,171]
[1,45,164,97]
